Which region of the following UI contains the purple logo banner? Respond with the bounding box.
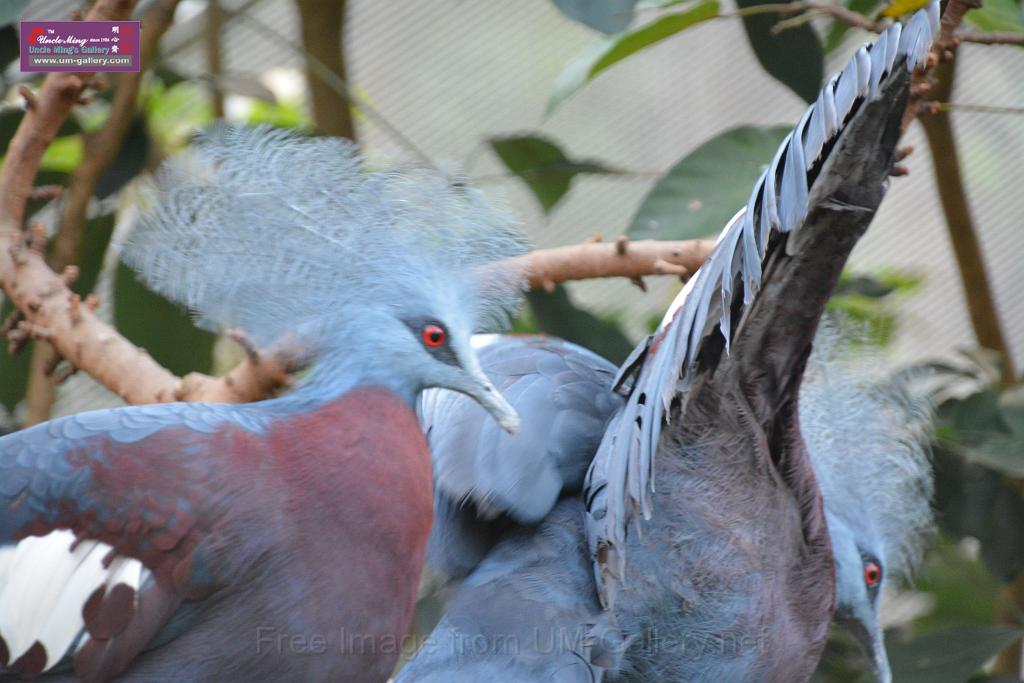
[20,21,141,73]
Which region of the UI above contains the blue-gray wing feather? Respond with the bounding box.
[419,335,622,583]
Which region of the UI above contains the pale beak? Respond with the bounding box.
[849,616,892,683]
[866,630,892,683]
[453,345,520,434]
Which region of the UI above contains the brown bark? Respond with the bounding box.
[207,0,225,118]
[513,237,713,291]
[22,0,180,424]
[295,0,355,139]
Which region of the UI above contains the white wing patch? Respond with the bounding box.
[0,531,147,673]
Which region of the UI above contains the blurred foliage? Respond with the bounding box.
[0,1,28,29]
[547,0,719,113]
[490,135,617,213]
[144,79,215,149]
[246,97,311,130]
[914,538,1002,632]
[38,135,83,173]
[963,0,1024,36]
[113,262,217,377]
[551,0,639,33]
[96,115,151,199]
[734,0,824,103]
[0,300,29,413]
[887,627,1024,682]
[629,125,789,240]
[926,354,1024,582]
[828,269,923,347]
[526,286,635,364]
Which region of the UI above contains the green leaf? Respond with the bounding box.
[834,269,923,299]
[39,136,83,173]
[964,0,1024,34]
[824,0,883,52]
[735,0,824,103]
[954,436,1024,479]
[114,263,216,377]
[152,64,188,88]
[932,442,1024,581]
[886,627,1024,683]
[246,98,311,130]
[526,286,633,364]
[0,300,29,412]
[628,125,789,240]
[548,0,720,113]
[1000,385,1024,435]
[827,294,898,346]
[72,213,117,297]
[0,0,28,28]
[937,389,1024,478]
[913,537,1002,632]
[490,135,616,213]
[551,0,639,33]
[145,81,215,150]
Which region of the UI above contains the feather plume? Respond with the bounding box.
[802,322,934,583]
[123,125,528,359]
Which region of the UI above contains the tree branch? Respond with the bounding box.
[510,237,713,292]
[958,31,1024,45]
[206,0,225,118]
[295,0,355,139]
[22,0,180,424]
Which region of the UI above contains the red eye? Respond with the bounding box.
[864,561,882,588]
[422,324,446,348]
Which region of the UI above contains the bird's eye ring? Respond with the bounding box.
[864,560,882,588]
[422,324,446,348]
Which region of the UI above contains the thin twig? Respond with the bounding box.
[936,102,1024,115]
[719,1,886,33]
[508,237,713,292]
[958,31,1024,45]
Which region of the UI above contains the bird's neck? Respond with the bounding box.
[271,353,420,413]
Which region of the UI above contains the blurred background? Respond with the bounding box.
[1,0,1023,680]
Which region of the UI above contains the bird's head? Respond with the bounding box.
[828,514,891,683]
[124,124,528,431]
[340,291,520,432]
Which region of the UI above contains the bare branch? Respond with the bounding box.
[958,31,1024,45]
[22,0,180,424]
[510,238,714,292]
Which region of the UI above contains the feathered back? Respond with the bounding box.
[801,323,934,582]
[123,125,528,357]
